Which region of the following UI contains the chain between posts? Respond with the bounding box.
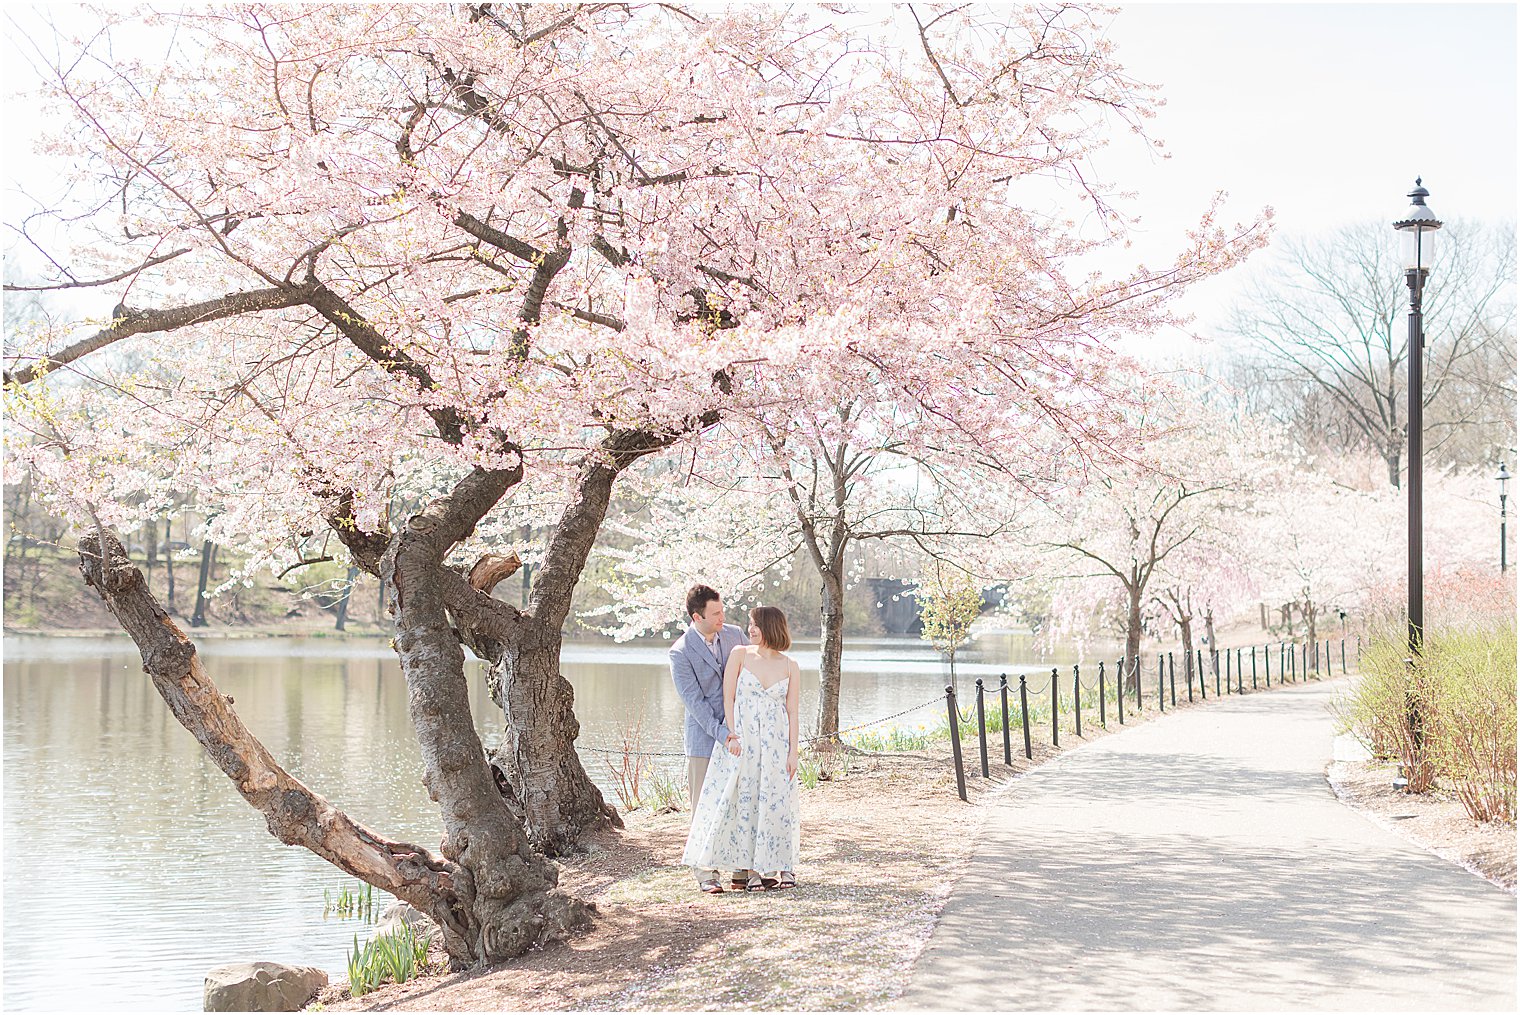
[942,637,1359,798]
[580,637,1359,793]
[577,694,946,759]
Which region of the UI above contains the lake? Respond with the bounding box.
[1,631,1099,1011]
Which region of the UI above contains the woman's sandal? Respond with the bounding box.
[747,873,778,892]
[775,871,796,889]
[730,875,750,891]
[699,879,724,894]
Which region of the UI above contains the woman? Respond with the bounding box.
[682,605,801,892]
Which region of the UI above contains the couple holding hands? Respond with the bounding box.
[669,584,801,894]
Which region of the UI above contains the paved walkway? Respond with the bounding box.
[902,678,1517,1011]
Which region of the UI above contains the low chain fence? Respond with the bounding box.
[565,635,1361,805]
[573,694,948,760]
[942,636,1362,801]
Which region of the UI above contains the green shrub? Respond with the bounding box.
[1335,630,1439,791]
[347,922,430,997]
[1336,615,1516,820]
[1426,621,1516,822]
[798,754,822,790]
[647,769,685,812]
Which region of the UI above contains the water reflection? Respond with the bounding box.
[2,630,1105,1011]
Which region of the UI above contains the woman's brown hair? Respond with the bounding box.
[750,606,791,652]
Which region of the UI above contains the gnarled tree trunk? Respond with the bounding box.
[78,522,585,969]
[482,430,695,855]
[488,619,617,856]
[386,468,590,962]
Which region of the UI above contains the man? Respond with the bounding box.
[670,583,750,893]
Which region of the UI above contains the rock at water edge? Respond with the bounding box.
[204,962,328,1012]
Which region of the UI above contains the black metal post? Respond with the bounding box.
[1198,649,1206,699]
[1116,658,1125,725]
[1265,643,1271,686]
[1502,488,1508,575]
[1168,651,1176,706]
[1225,648,1231,694]
[1185,648,1194,702]
[1000,674,1012,766]
[1237,648,1244,693]
[946,685,966,801]
[1098,661,1107,727]
[1157,655,1165,713]
[1252,646,1258,689]
[1050,667,1060,747]
[1405,245,1427,655]
[1133,656,1142,711]
[976,678,989,778]
[1019,675,1032,759]
[1341,639,1347,675]
[1214,649,1221,696]
[1074,665,1083,737]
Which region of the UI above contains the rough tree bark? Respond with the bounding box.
[76,524,583,968]
[384,466,590,961]
[482,428,705,855]
[815,563,847,742]
[483,452,627,855]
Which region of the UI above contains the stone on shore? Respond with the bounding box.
[371,900,437,943]
[203,962,327,1012]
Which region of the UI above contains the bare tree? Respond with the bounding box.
[1226,220,1515,485]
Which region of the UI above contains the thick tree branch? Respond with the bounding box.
[76,527,471,950]
[5,284,318,386]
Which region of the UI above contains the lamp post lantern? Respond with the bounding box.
[1394,179,1442,655]
[1499,463,1511,574]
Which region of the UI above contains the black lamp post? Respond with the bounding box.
[1394,179,1442,654]
[1499,463,1511,574]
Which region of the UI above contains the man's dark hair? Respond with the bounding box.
[686,584,721,620]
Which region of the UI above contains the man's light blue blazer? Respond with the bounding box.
[670,623,750,758]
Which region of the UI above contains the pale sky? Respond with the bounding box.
[3,3,1516,345]
[1097,2,1517,346]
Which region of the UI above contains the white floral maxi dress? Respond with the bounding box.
[682,668,801,873]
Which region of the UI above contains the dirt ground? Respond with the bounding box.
[1327,759,1516,893]
[312,735,1064,1012]
[311,676,1510,1012]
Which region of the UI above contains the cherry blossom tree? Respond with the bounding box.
[1023,379,1280,688]
[1148,518,1259,685]
[5,3,1266,965]
[1250,457,1505,643]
